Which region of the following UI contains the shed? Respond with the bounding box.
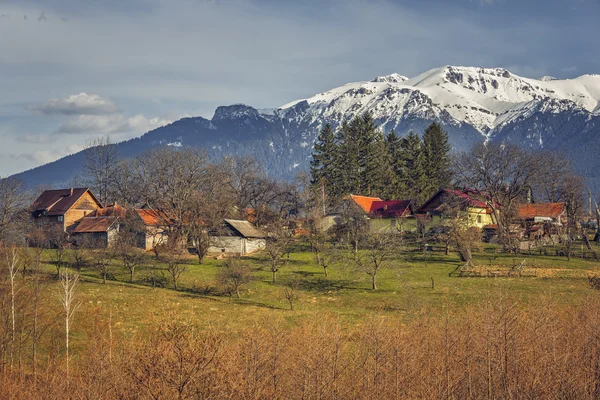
[72,216,120,248]
[208,219,266,256]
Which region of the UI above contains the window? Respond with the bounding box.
[390,219,397,227]
[477,215,482,224]
[58,215,64,222]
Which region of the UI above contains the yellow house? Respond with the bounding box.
[418,189,495,229]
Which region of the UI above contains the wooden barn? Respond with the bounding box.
[30,188,102,233]
[134,209,174,251]
[71,203,127,248]
[208,219,266,256]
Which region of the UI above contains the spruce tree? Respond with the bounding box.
[422,122,452,199]
[400,131,427,204]
[386,130,407,197]
[310,123,337,197]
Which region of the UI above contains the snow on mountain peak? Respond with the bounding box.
[540,76,558,82]
[276,65,600,134]
[372,73,409,83]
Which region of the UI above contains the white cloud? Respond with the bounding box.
[30,92,119,115]
[55,114,171,137]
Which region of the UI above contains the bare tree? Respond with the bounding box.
[264,221,293,283]
[158,247,188,290]
[91,244,114,284]
[354,232,400,290]
[59,266,79,377]
[559,174,586,261]
[218,257,251,298]
[533,151,572,203]
[2,245,21,371]
[454,142,543,250]
[83,136,120,205]
[284,280,300,310]
[0,177,27,243]
[331,200,369,257]
[48,225,70,277]
[114,218,146,283]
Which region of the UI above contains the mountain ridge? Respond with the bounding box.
[12,65,600,190]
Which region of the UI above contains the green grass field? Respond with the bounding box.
[31,241,600,342]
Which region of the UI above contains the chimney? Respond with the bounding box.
[70,188,74,196]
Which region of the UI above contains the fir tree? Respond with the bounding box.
[386,130,407,197]
[422,122,452,199]
[400,131,427,204]
[310,123,338,197]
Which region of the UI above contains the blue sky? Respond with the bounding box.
[0,0,598,176]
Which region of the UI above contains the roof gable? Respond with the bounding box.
[518,203,566,219]
[370,200,413,217]
[31,188,101,216]
[224,219,266,238]
[349,194,383,213]
[135,209,174,226]
[73,216,118,233]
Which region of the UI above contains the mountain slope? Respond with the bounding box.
[13,66,600,189]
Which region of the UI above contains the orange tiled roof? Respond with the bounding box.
[135,209,174,226]
[518,203,566,219]
[349,194,383,213]
[73,217,117,233]
[92,203,127,218]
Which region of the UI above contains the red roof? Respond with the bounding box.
[349,194,383,213]
[518,203,565,219]
[135,209,174,226]
[349,195,412,218]
[443,189,488,208]
[31,188,101,216]
[73,217,117,233]
[370,200,413,217]
[91,203,127,218]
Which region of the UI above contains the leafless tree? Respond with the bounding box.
[91,244,114,284]
[48,226,70,277]
[159,248,188,290]
[560,174,586,260]
[2,245,21,371]
[284,280,300,310]
[331,200,369,257]
[264,221,294,283]
[59,266,80,377]
[437,194,482,266]
[353,232,400,290]
[113,217,146,282]
[218,257,251,298]
[0,177,28,243]
[83,136,120,205]
[454,142,543,250]
[533,151,572,203]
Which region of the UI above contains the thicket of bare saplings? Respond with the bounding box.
[1,283,600,399]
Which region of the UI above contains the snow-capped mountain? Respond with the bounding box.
[13,66,600,189]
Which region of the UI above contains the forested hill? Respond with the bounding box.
[12,66,600,190]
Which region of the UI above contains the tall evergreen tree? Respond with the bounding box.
[422,122,452,198]
[310,124,338,197]
[400,131,427,204]
[386,130,407,197]
[356,113,397,197]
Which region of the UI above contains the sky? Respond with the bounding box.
[0,0,598,176]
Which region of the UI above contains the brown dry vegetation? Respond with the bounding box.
[2,281,600,399]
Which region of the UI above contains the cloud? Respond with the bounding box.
[55,114,171,136]
[30,92,119,115]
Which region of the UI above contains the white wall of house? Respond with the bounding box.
[208,237,266,256]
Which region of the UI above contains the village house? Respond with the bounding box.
[71,203,127,248]
[30,188,103,233]
[207,219,266,256]
[134,208,174,251]
[348,194,416,232]
[518,202,567,240]
[418,189,495,229]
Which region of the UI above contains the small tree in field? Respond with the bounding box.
[158,247,188,290]
[354,232,399,290]
[284,280,300,310]
[218,257,251,298]
[114,223,146,283]
[59,266,79,377]
[49,226,70,277]
[91,243,114,284]
[264,221,293,283]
